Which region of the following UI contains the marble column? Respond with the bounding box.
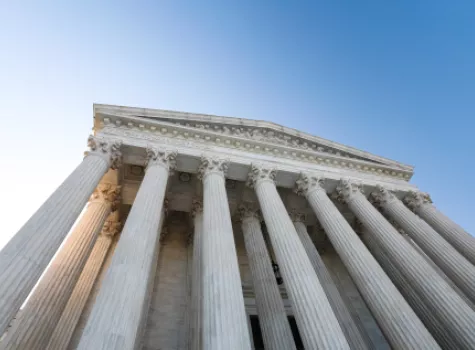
[77,147,176,350]
[295,173,439,349]
[371,186,475,303]
[362,232,461,349]
[198,157,252,350]
[404,191,475,266]
[290,210,369,350]
[402,233,475,309]
[239,203,297,350]
[189,199,203,350]
[0,184,120,350]
[0,136,121,336]
[46,217,121,350]
[337,179,475,349]
[248,164,350,350]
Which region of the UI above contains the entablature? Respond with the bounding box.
[95,126,418,196]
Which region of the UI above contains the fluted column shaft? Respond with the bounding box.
[189,200,203,350]
[77,148,176,350]
[198,157,251,350]
[339,180,475,349]
[373,188,475,303]
[249,165,350,349]
[362,232,460,349]
[292,218,369,350]
[405,192,475,266]
[47,225,118,350]
[295,174,439,349]
[0,184,119,350]
[0,136,121,336]
[402,234,475,309]
[240,206,296,350]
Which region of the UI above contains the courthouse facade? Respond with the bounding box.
[1,103,475,350]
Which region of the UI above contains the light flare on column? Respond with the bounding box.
[0,135,121,337]
[77,147,176,350]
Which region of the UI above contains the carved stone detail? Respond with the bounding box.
[294,173,325,197]
[159,226,169,244]
[101,220,122,237]
[370,185,398,209]
[101,125,413,181]
[197,156,229,180]
[246,164,277,188]
[238,202,261,222]
[90,184,121,210]
[86,135,123,169]
[169,120,365,159]
[288,209,306,223]
[404,191,432,211]
[191,198,203,218]
[335,179,364,204]
[145,147,177,173]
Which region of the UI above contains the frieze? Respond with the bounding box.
[160,119,373,162]
[99,122,412,181]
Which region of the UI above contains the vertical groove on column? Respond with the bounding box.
[256,182,350,349]
[306,189,439,349]
[202,174,251,350]
[402,235,475,310]
[189,212,203,350]
[47,234,113,350]
[293,221,370,350]
[362,233,461,349]
[350,192,475,349]
[383,198,475,303]
[0,155,109,336]
[0,199,111,350]
[77,164,168,350]
[416,204,475,266]
[242,217,296,350]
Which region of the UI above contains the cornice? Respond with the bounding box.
[94,103,414,171]
[95,114,413,182]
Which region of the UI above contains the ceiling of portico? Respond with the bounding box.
[93,104,415,182]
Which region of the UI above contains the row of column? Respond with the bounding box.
[1,136,474,349]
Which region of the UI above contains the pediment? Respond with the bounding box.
[94,104,414,180]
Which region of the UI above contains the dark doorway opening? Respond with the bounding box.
[249,315,304,349]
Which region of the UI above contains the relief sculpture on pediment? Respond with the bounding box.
[171,120,371,162]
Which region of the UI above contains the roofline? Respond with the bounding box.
[93,103,415,171]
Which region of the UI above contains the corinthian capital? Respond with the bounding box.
[90,184,121,210]
[246,164,277,188]
[288,208,306,223]
[404,191,432,211]
[145,147,177,173]
[335,178,364,204]
[197,156,229,180]
[86,135,123,169]
[370,185,397,209]
[191,198,203,218]
[294,173,325,197]
[238,202,261,222]
[101,219,122,237]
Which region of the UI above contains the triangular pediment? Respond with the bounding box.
[94,104,412,173]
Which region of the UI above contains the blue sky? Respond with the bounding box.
[0,1,474,248]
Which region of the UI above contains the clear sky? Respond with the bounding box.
[0,1,474,250]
